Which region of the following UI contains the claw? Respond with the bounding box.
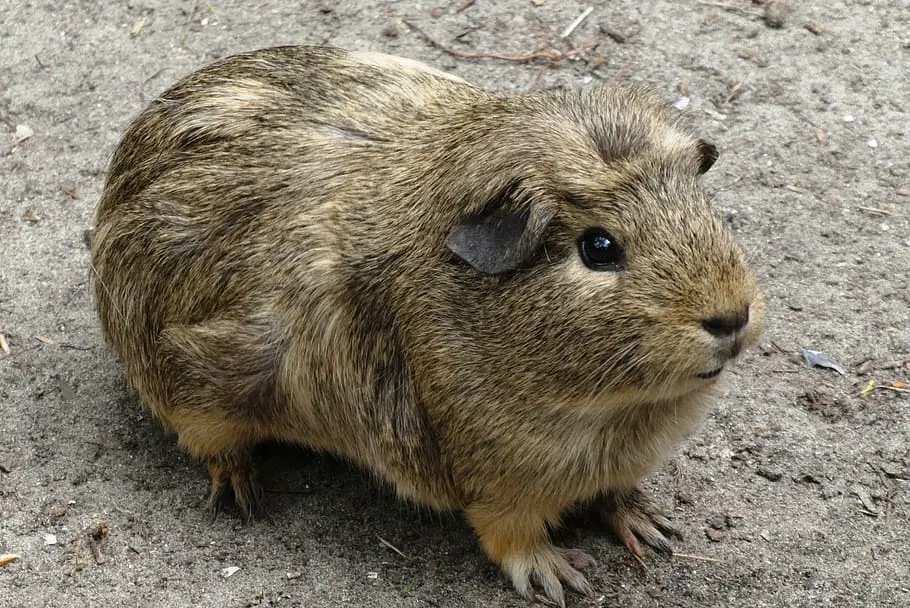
[601,487,679,558]
[503,545,593,608]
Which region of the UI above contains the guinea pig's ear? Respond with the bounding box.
[445,204,557,274]
[697,140,719,174]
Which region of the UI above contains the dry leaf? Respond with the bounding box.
[0,554,20,567]
[801,349,846,375]
[0,334,9,355]
[131,17,146,37]
[814,127,827,144]
[14,124,34,143]
[20,211,41,222]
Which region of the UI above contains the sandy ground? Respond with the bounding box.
[1,1,908,606]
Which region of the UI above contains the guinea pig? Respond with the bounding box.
[91,45,765,607]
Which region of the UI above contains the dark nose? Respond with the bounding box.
[702,305,750,338]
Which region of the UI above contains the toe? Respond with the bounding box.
[231,470,263,523]
[558,547,597,571]
[532,569,566,608]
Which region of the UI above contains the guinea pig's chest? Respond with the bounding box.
[548,394,712,493]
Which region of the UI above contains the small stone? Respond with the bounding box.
[599,24,628,43]
[674,97,690,111]
[763,0,788,29]
[44,533,57,545]
[367,571,379,580]
[843,115,856,123]
[381,22,399,38]
[706,528,726,542]
[757,468,783,482]
[706,514,727,530]
[855,360,874,375]
[867,139,878,148]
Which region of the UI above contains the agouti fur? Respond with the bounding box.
[91,46,765,606]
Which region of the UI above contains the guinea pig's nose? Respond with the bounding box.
[701,305,750,338]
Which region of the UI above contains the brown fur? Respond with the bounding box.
[91,45,765,606]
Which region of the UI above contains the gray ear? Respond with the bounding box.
[446,205,557,274]
[697,140,719,174]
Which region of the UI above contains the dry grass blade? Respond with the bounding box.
[561,6,594,39]
[377,535,412,560]
[404,20,599,63]
[673,552,723,563]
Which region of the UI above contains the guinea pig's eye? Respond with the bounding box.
[577,228,625,271]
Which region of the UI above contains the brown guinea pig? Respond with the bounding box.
[91,45,765,607]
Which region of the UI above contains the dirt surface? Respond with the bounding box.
[1,1,909,606]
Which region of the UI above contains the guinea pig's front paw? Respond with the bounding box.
[466,504,594,607]
[502,545,595,608]
[598,487,682,559]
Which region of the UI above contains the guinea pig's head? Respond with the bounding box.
[440,85,765,406]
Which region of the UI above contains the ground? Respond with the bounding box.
[1,1,908,607]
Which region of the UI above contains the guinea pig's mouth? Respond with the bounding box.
[696,367,724,380]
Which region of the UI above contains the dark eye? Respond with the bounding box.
[578,228,625,271]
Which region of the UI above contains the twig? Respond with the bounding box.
[695,1,762,17]
[857,206,892,216]
[673,552,723,563]
[872,385,909,394]
[455,0,474,13]
[59,343,92,351]
[725,77,751,103]
[561,6,594,39]
[404,20,599,63]
[377,535,413,560]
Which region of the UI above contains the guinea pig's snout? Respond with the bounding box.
[701,304,751,361]
[701,305,749,338]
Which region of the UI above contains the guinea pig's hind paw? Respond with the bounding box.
[205,450,262,524]
[599,487,682,559]
[503,545,595,608]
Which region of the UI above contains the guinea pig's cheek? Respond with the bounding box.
[745,290,768,344]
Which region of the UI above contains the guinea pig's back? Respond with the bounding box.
[90,46,481,414]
